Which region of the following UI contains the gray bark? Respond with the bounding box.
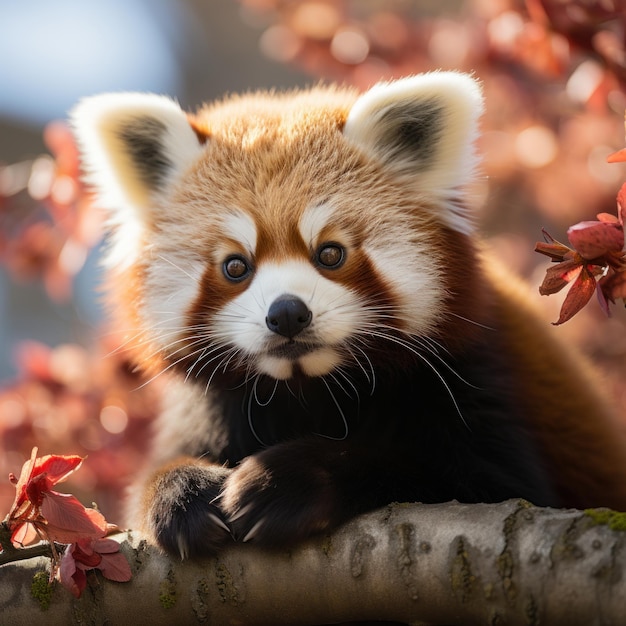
[1,500,625,625]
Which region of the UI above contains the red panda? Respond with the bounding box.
[71,72,626,560]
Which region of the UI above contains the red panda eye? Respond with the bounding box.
[316,243,345,269]
[223,255,251,281]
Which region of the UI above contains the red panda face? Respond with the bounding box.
[139,163,443,381]
[178,201,427,381]
[71,73,483,382]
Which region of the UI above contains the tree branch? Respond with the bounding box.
[1,500,624,625]
[0,528,54,566]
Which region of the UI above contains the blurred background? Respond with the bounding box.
[1,0,625,521]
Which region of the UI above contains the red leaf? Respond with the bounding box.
[91,537,123,554]
[596,280,611,317]
[84,507,109,531]
[9,447,38,514]
[539,260,582,295]
[73,547,102,569]
[41,492,107,543]
[58,538,132,593]
[596,212,620,224]
[34,454,84,486]
[8,448,85,518]
[567,220,624,259]
[607,148,626,163]
[98,551,132,582]
[599,269,626,303]
[618,182,626,225]
[10,521,40,547]
[534,232,572,261]
[25,472,53,507]
[553,267,597,325]
[59,549,87,599]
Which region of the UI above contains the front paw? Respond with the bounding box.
[220,442,340,546]
[143,460,231,559]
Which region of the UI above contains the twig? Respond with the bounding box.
[0,520,54,566]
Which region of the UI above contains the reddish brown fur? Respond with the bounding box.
[483,259,626,509]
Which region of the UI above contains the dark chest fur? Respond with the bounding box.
[198,332,556,509]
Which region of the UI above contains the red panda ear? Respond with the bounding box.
[71,93,205,268]
[343,72,483,228]
[71,92,204,224]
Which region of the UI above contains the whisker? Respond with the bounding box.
[313,377,349,441]
[248,376,267,446]
[345,344,376,395]
[449,311,494,331]
[415,338,481,391]
[355,327,470,430]
[133,347,199,390]
[329,369,360,403]
[197,343,240,381]
[157,254,201,283]
[204,348,237,394]
[253,376,279,407]
[315,377,349,441]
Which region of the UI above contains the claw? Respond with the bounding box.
[177,534,189,561]
[242,518,265,543]
[208,512,231,534]
[228,502,253,523]
[209,492,224,505]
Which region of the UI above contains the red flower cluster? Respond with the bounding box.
[8,447,106,546]
[536,183,626,324]
[4,447,131,597]
[59,536,131,598]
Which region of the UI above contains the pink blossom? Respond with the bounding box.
[59,537,132,598]
[7,447,107,547]
[535,183,626,324]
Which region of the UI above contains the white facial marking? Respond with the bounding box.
[214,260,364,379]
[220,209,257,255]
[298,348,342,377]
[256,356,294,380]
[299,202,336,245]
[142,255,205,338]
[364,239,442,336]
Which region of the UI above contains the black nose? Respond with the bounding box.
[266,295,312,339]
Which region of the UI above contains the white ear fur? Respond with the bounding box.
[343,72,483,232]
[71,93,204,266]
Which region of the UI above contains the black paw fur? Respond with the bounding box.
[145,462,232,559]
[220,442,341,546]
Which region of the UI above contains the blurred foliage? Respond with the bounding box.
[1,0,626,521]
